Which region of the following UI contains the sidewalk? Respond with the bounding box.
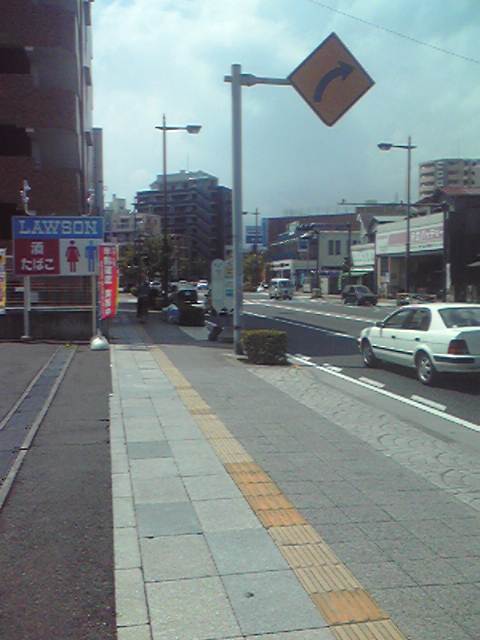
[110,318,417,640]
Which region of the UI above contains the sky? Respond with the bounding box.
[92,0,480,224]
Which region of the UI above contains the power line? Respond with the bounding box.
[305,0,480,65]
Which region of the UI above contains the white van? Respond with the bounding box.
[269,278,294,300]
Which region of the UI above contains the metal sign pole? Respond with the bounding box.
[91,274,97,336]
[21,275,31,340]
[231,64,244,354]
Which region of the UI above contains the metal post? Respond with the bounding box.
[91,274,97,336]
[315,232,320,290]
[162,114,169,305]
[347,223,352,281]
[443,202,450,301]
[406,135,411,293]
[254,207,259,285]
[21,275,31,340]
[231,64,243,354]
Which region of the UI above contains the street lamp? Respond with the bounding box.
[300,227,320,290]
[378,137,416,292]
[155,115,201,304]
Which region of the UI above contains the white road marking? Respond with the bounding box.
[249,314,356,340]
[359,376,386,388]
[247,300,376,324]
[411,395,447,412]
[288,354,480,435]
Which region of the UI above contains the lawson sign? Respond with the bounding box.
[13,216,104,277]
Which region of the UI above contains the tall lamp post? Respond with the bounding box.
[300,227,320,290]
[378,137,416,292]
[155,115,201,304]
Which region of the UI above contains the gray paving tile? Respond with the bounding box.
[356,521,411,540]
[222,570,326,635]
[132,476,188,504]
[340,505,393,523]
[376,537,437,561]
[129,458,178,479]
[206,528,289,575]
[141,534,216,581]
[395,612,472,640]
[300,507,350,525]
[117,625,152,640]
[114,527,141,570]
[398,558,467,586]
[175,454,225,477]
[423,583,480,616]
[329,539,387,564]
[115,568,149,627]
[425,536,480,559]
[184,474,242,501]
[245,631,334,640]
[449,557,480,582]
[136,502,202,537]
[313,523,368,543]
[346,561,416,590]
[127,441,172,459]
[194,498,261,532]
[147,576,240,640]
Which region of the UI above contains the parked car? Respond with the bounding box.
[269,278,294,300]
[342,285,377,306]
[359,303,480,385]
[169,283,198,305]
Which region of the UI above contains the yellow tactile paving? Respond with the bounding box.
[295,565,361,593]
[279,543,340,567]
[225,462,264,474]
[245,494,294,511]
[194,416,233,439]
[237,482,282,497]
[256,509,307,528]
[312,590,389,625]
[330,620,406,640]
[268,524,322,545]
[144,342,408,640]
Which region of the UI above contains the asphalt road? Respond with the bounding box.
[244,293,480,427]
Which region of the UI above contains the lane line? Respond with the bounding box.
[244,312,356,340]
[246,300,376,324]
[411,395,447,412]
[288,354,480,434]
[359,376,386,389]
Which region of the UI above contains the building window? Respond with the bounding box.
[380,256,388,275]
[328,240,334,255]
[0,47,30,74]
[335,240,341,255]
[0,125,31,156]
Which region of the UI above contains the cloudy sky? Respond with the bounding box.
[92,0,480,222]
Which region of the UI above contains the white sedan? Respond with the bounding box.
[359,303,480,385]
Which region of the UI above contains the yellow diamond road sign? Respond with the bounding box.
[289,32,374,127]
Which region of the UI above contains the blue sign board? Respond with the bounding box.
[13,216,104,239]
[245,225,264,245]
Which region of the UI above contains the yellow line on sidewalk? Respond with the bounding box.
[145,340,408,640]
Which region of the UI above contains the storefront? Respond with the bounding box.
[350,243,375,290]
[375,213,443,297]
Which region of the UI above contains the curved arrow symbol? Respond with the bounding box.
[313,61,354,102]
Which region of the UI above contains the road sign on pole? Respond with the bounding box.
[288,32,374,126]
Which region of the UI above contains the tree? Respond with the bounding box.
[243,251,265,288]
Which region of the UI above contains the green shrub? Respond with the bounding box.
[178,304,205,326]
[241,329,287,365]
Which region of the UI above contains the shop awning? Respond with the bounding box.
[350,268,374,275]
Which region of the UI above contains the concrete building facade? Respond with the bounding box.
[135,170,232,277]
[419,158,480,199]
[0,0,95,242]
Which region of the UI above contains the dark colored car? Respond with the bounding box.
[342,285,377,306]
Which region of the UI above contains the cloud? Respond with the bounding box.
[92,0,480,215]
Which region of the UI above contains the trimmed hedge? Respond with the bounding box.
[178,304,205,326]
[241,329,287,365]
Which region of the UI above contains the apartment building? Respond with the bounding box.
[135,170,232,276]
[419,158,480,199]
[0,0,95,242]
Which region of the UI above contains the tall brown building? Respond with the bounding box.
[0,0,95,241]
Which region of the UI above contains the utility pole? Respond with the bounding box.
[254,207,260,285]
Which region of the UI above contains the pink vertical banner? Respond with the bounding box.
[99,244,119,320]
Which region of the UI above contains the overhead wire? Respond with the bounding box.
[304,0,480,65]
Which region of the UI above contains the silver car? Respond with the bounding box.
[359,303,480,385]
